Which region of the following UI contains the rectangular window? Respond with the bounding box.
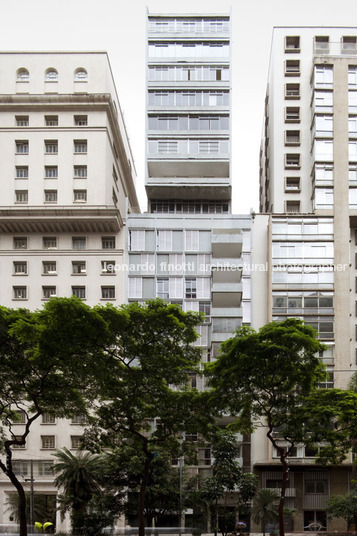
[15,141,29,154]
[285,83,300,98]
[74,166,87,178]
[42,286,56,299]
[42,261,57,274]
[45,115,58,126]
[45,166,58,178]
[14,237,27,249]
[72,286,86,299]
[285,130,300,145]
[101,237,116,249]
[285,107,300,122]
[129,230,145,251]
[285,177,301,191]
[72,413,86,424]
[285,60,300,76]
[342,36,357,53]
[185,278,197,299]
[74,115,88,126]
[199,302,211,322]
[285,154,301,168]
[285,36,300,52]
[11,436,26,449]
[72,237,86,250]
[41,436,55,449]
[286,201,301,213]
[101,286,115,300]
[72,261,86,274]
[71,436,82,449]
[15,166,28,179]
[16,115,29,126]
[73,190,87,202]
[157,278,169,299]
[15,190,28,203]
[13,286,27,299]
[45,140,58,153]
[74,140,87,153]
[43,237,57,249]
[44,190,57,203]
[42,413,55,424]
[186,230,199,251]
[315,36,330,53]
[101,261,116,274]
[13,261,27,275]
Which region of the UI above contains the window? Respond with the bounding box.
[42,261,57,275]
[186,230,199,251]
[72,261,86,274]
[315,36,330,53]
[16,166,28,179]
[305,480,327,494]
[74,140,87,153]
[43,237,57,249]
[74,115,87,126]
[314,65,333,87]
[45,115,58,126]
[285,154,300,168]
[72,413,87,424]
[101,237,115,249]
[45,140,58,153]
[73,190,87,202]
[16,115,29,126]
[286,201,301,213]
[285,107,300,122]
[42,286,56,299]
[41,436,55,449]
[101,261,116,274]
[13,261,27,275]
[11,410,26,424]
[199,302,211,322]
[349,66,357,87]
[15,140,28,154]
[17,68,29,81]
[14,237,27,249]
[42,413,55,424]
[45,166,58,179]
[285,177,300,192]
[285,36,300,52]
[44,190,57,203]
[74,166,87,178]
[285,83,300,98]
[185,278,197,298]
[72,237,86,250]
[285,60,300,76]
[74,69,88,81]
[71,436,83,449]
[72,286,86,299]
[45,69,58,81]
[15,190,28,203]
[157,278,169,299]
[285,130,300,145]
[342,36,357,53]
[13,286,27,299]
[101,286,115,300]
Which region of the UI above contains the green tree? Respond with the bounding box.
[200,429,257,536]
[53,448,104,535]
[326,490,357,530]
[207,319,326,536]
[251,489,279,536]
[85,299,213,536]
[0,297,108,536]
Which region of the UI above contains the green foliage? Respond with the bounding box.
[326,490,357,529]
[252,488,279,536]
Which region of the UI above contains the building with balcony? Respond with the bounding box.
[0,51,139,532]
[255,27,357,532]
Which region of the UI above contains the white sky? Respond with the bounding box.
[2,0,357,213]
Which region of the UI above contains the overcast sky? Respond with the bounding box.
[2,0,357,212]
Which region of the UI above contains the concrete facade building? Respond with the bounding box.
[255,27,357,531]
[0,51,139,532]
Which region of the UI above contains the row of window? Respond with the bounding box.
[14,115,87,128]
[12,285,116,300]
[12,410,86,425]
[148,42,230,58]
[148,138,229,155]
[12,434,82,450]
[150,199,229,214]
[129,229,212,252]
[148,90,229,107]
[15,166,87,179]
[16,67,87,82]
[129,276,211,300]
[12,260,117,275]
[148,17,230,34]
[14,138,87,154]
[11,236,116,249]
[148,115,229,131]
[148,65,229,82]
[284,34,357,54]
[14,189,88,204]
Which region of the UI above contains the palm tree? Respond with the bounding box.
[252,488,279,536]
[53,447,103,535]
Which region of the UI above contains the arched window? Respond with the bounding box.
[17,68,29,82]
[45,69,58,82]
[74,68,88,81]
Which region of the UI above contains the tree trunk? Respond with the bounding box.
[0,454,28,536]
[138,449,152,536]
